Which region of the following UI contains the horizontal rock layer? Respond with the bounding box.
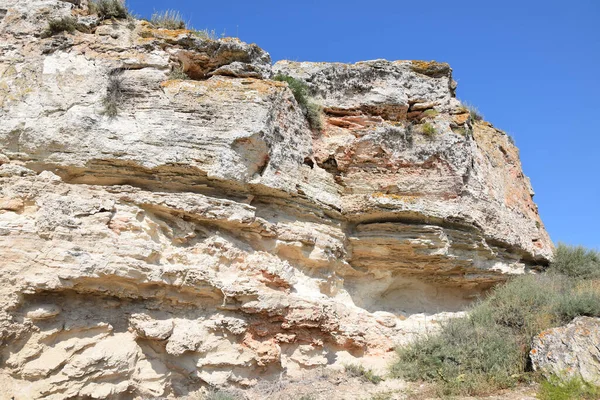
[0,1,553,398]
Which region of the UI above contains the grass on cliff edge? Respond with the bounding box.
[150,10,186,30]
[391,244,600,397]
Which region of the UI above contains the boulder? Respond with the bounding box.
[531,317,600,385]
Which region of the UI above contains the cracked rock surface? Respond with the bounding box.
[0,1,553,398]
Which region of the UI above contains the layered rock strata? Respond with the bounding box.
[0,0,552,398]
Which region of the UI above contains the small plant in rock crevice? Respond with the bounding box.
[102,72,125,117]
[421,122,436,137]
[42,16,83,37]
[421,109,439,119]
[168,66,188,80]
[461,101,484,122]
[273,74,323,131]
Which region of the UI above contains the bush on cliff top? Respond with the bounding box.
[391,245,600,396]
[89,0,130,20]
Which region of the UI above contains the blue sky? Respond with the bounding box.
[128,0,600,249]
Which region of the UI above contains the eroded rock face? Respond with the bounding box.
[0,0,552,398]
[531,317,600,385]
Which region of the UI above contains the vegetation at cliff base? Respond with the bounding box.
[391,244,600,396]
[549,244,600,279]
[344,364,383,384]
[273,74,323,131]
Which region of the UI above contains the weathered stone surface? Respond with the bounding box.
[531,317,600,385]
[0,0,553,398]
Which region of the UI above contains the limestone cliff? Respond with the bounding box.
[0,1,553,398]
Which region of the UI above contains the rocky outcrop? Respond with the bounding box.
[531,317,600,385]
[0,0,553,398]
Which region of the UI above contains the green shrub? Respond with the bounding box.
[539,376,600,400]
[273,74,310,108]
[392,258,600,397]
[43,16,78,37]
[89,0,129,20]
[393,317,522,396]
[344,364,382,384]
[549,244,600,280]
[471,274,565,338]
[421,122,436,137]
[556,287,600,322]
[150,10,186,30]
[102,73,124,117]
[305,102,323,131]
[273,74,322,131]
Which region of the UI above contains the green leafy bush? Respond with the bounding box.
[273,74,322,131]
[273,74,310,108]
[392,247,600,396]
[89,0,129,20]
[150,10,186,30]
[393,317,522,396]
[549,244,600,279]
[556,286,600,321]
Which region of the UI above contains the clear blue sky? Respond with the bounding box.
[128,0,600,249]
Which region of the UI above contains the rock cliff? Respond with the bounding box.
[0,1,553,398]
